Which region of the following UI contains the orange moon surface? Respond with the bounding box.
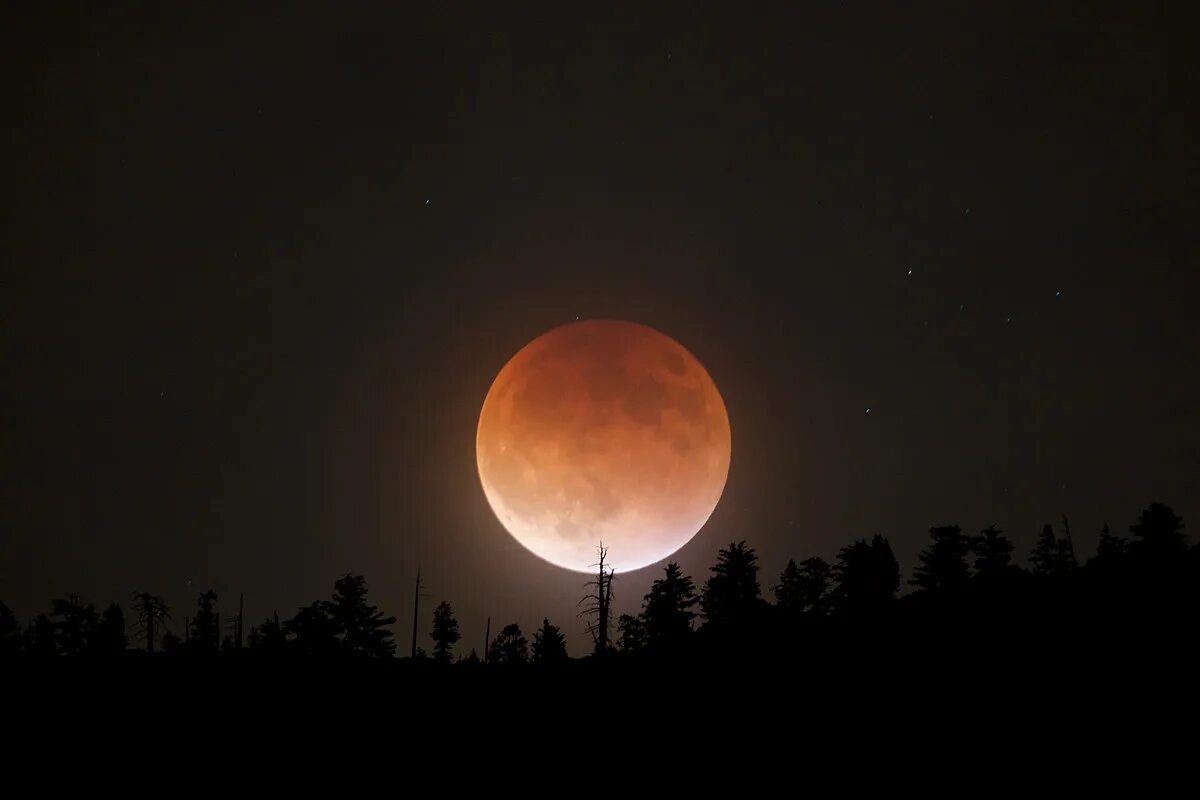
[476,320,731,573]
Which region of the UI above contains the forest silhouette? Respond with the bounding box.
[3,501,1196,685]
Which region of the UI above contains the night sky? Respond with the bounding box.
[5,4,1195,654]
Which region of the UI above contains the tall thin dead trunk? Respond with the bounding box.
[410,567,424,658]
[578,544,615,656]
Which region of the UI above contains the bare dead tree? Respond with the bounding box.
[578,544,615,656]
[131,592,171,654]
[1062,514,1077,565]
[410,567,426,658]
[223,593,244,650]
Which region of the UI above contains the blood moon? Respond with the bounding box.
[476,320,731,573]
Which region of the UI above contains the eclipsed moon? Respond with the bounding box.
[476,320,731,573]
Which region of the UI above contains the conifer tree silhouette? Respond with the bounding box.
[642,562,698,650]
[430,601,460,664]
[96,603,128,655]
[1030,524,1075,576]
[26,614,56,657]
[971,526,1015,578]
[131,592,170,654]
[189,590,220,654]
[617,613,646,653]
[832,535,900,618]
[774,557,832,615]
[487,623,528,665]
[325,574,396,658]
[701,540,763,627]
[911,525,972,593]
[531,618,568,665]
[50,594,96,657]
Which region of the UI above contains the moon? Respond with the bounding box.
[476,320,731,573]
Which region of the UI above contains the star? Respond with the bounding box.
[1055,290,1062,298]
[906,268,912,276]
[424,199,430,205]
[1006,316,1012,324]
[865,407,872,414]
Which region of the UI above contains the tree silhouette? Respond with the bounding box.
[578,545,615,656]
[429,601,460,663]
[642,562,698,650]
[1095,523,1128,561]
[487,623,528,666]
[4,499,1194,671]
[531,618,568,665]
[285,602,338,655]
[224,593,244,651]
[51,594,98,657]
[971,526,1015,578]
[774,557,832,615]
[26,614,56,656]
[911,525,972,593]
[325,574,396,658]
[131,592,171,654]
[247,612,287,654]
[700,540,763,627]
[189,590,220,654]
[1030,524,1076,576]
[0,601,19,657]
[1129,502,1187,561]
[832,535,900,618]
[95,603,128,656]
[617,613,646,654]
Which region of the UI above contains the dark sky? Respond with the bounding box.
[4,3,1196,653]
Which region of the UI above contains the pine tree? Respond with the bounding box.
[531,618,568,665]
[487,623,528,665]
[50,594,97,657]
[429,601,460,663]
[774,557,832,614]
[832,535,900,617]
[642,562,698,649]
[1095,523,1128,561]
[971,526,1015,578]
[617,613,646,653]
[1129,502,1187,560]
[26,614,57,656]
[96,603,128,655]
[1030,524,1075,576]
[911,525,972,593]
[189,590,220,654]
[131,592,171,654]
[324,574,397,658]
[700,540,762,626]
[248,612,287,654]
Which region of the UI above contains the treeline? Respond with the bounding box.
[1,501,1195,664]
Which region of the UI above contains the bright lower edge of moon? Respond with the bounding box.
[475,320,731,574]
